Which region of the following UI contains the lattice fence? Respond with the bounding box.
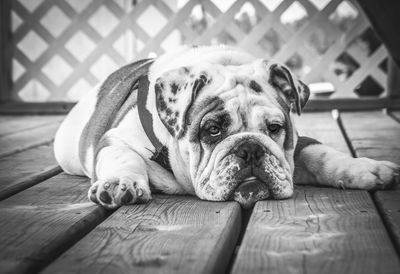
[9,0,390,102]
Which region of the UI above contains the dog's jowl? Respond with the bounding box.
[54,45,400,209]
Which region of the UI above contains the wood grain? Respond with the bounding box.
[43,196,241,274]
[374,191,400,255]
[0,173,109,274]
[295,112,351,154]
[0,121,61,158]
[232,186,400,274]
[340,111,400,164]
[304,98,400,111]
[340,111,400,256]
[0,144,61,200]
[0,115,64,136]
[0,102,75,115]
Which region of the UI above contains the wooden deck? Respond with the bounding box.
[0,110,399,274]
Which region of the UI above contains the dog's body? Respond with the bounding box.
[54,45,399,209]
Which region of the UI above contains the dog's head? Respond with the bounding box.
[154,59,309,208]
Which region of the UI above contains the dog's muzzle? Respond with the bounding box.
[231,141,293,208]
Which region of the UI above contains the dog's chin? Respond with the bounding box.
[232,177,270,209]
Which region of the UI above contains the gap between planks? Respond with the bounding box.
[0,112,396,272]
[0,116,64,201]
[339,111,400,258]
[0,173,110,274]
[232,111,400,273]
[0,115,242,274]
[42,196,241,274]
[232,186,400,274]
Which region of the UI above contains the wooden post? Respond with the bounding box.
[354,0,400,68]
[0,0,12,103]
[388,58,400,99]
[354,0,400,101]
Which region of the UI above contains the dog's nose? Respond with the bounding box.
[235,142,265,164]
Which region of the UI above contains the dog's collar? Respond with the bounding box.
[137,75,172,172]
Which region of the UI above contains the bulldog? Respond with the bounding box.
[54,45,400,209]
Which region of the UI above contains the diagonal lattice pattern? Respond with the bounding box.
[11,0,389,101]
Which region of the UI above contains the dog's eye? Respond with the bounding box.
[208,126,221,136]
[268,123,282,134]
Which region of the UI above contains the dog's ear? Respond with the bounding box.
[155,67,209,138]
[268,63,310,115]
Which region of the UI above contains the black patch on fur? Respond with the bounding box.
[168,117,177,126]
[294,136,321,160]
[188,97,225,143]
[249,80,263,93]
[155,85,168,112]
[240,112,248,128]
[199,111,232,145]
[182,67,190,74]
[150,145,172,172]
[99,191,112,204]
[121,190,133,204]
[170,83,179,95]
[193,74,208,94]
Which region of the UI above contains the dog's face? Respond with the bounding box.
[154,59,309,208]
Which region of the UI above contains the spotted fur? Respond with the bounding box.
[155,68,211,138]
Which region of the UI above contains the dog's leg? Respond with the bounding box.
[88,140,152,209]
[294,136,400,190]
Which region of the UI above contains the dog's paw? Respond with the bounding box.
[337,157,400,190]
[88,177,151,209]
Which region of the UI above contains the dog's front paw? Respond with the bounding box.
[337,158,400,190]
[88,177,151,209]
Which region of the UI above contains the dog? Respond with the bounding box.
[54,45,400,209]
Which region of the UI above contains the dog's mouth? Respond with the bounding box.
[230,153,293,208]
[232,176,270,209]
[199,141,293,208]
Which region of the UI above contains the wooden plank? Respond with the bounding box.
[295,112,350,154]
[388,58,400,98]
[340,111,400,163]
[0,121,61,158]
[0,115,64,136]
[43,196,241,274]
[374,191,400,256]
[0,144,61,201]
[0,102,75,114]
[304,98,400,111]
[390,111,400,122]
[0,173,109,273]
[340,111,400,255]
[232,186,400,274]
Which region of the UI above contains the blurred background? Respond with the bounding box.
[4,0,394,102]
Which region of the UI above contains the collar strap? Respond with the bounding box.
[137,75,163,151]
[137,75,172,172]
